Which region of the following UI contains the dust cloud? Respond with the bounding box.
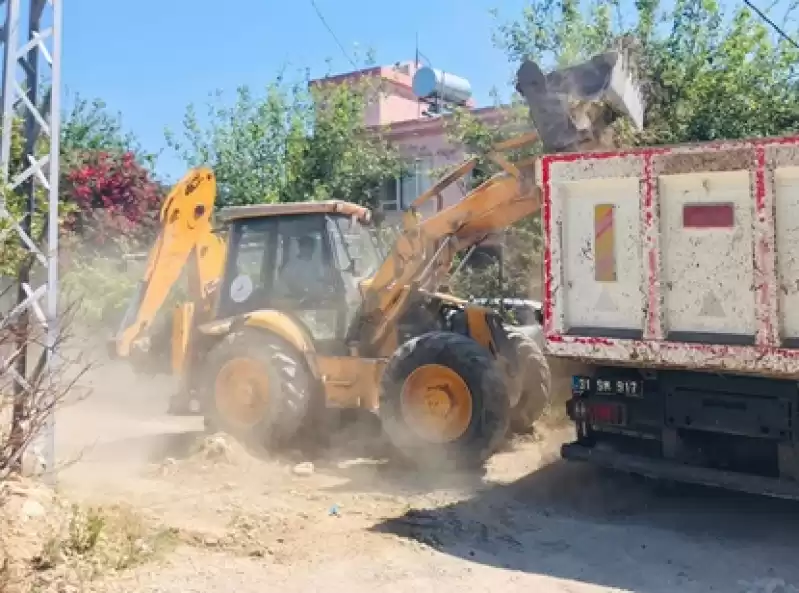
[1,340,796,593]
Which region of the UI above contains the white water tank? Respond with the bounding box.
[412,67,472,105]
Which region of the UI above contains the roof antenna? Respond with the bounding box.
[415,32,421,118]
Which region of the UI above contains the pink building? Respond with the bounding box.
[310,61,510,219]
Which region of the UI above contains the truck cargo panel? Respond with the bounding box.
[541,136,799,377]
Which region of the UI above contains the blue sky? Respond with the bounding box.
[63,0,529,180]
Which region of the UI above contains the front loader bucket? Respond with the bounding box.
[516,47,644,153]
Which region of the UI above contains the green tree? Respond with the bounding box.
[61,95,155,166]
[449,0,799,302]
[57,98,164,327]
[0,95,162,326]
[493,0,799,145]
[0,116,47,278]
[442,98,543,301]
[165,69,404,209]
[59,96,164,253]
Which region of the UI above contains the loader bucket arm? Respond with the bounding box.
[355,47,644,350]
[113,167,226,358]
[355,154,540,348]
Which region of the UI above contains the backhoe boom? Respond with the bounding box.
[113,167,225,359]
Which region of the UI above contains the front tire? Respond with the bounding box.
[379,331,510,470]
[503,330,552,433]
[202,328,315,450]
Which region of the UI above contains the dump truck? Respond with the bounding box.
[548,135,799,498]
[111,46,643,470]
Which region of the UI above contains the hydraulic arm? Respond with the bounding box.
[113,167,226,359]
[355,46,644,350]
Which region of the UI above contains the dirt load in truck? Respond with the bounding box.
[547,135,799,499]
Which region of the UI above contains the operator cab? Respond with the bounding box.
[215,201,382,355]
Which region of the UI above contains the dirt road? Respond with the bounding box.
[52,359,799,593]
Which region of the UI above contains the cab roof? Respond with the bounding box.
[217,200,372,224]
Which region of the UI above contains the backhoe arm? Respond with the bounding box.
[113,167,225,358]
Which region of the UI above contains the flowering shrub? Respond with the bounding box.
[61,151,163,250]
[57,150,165,328]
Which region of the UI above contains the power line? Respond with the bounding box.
[742,0,799,50]
[307,0,404,110]
[309,0,358,69]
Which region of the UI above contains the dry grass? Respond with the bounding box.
[0,478,177,593]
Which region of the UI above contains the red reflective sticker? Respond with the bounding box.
[589,402,624,425]
[682,203,734,228]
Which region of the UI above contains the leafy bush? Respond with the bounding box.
[450,222,543,301]
[61,151,163,250]
[59,247,143,330]
[166,70,404,210]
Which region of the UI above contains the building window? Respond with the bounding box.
[379,178,399,212]
[379,157,435,212]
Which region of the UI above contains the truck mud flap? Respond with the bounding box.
[561,442,799,501]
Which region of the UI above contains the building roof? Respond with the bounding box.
[217,200,372,223]
[308,61,532,142]
[308,62,422,104]
[374,104,520,141]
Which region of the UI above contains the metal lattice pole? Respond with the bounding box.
[0,0,62,479]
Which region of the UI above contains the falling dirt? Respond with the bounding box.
[25,355,799,593]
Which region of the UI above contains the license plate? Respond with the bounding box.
[595,378,643,398]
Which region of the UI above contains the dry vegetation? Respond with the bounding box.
[0,302,89,478]
[0,299,175,592]
[0,477,178,593]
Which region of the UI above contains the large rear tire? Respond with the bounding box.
[504,330,552,433]
[379,331,510,470]
[201,328,315,450]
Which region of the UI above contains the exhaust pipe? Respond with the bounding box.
[516,46,644,153]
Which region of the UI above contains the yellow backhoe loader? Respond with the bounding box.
[110,48,643,469]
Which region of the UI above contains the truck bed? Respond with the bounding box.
[541,135,799,377]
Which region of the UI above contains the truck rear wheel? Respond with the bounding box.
[504,330,552,433]
[202,328,315,450]
[379,331,510,470]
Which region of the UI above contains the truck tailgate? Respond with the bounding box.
[541,136,799,377]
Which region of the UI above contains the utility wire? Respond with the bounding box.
[307,0,413,111]
[307,0,411,211]
[742,0,799,50]
[309,0,358,69]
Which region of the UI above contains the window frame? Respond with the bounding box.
[379,155,437,212]
[216,213,337,318]
[217,216,279,318]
